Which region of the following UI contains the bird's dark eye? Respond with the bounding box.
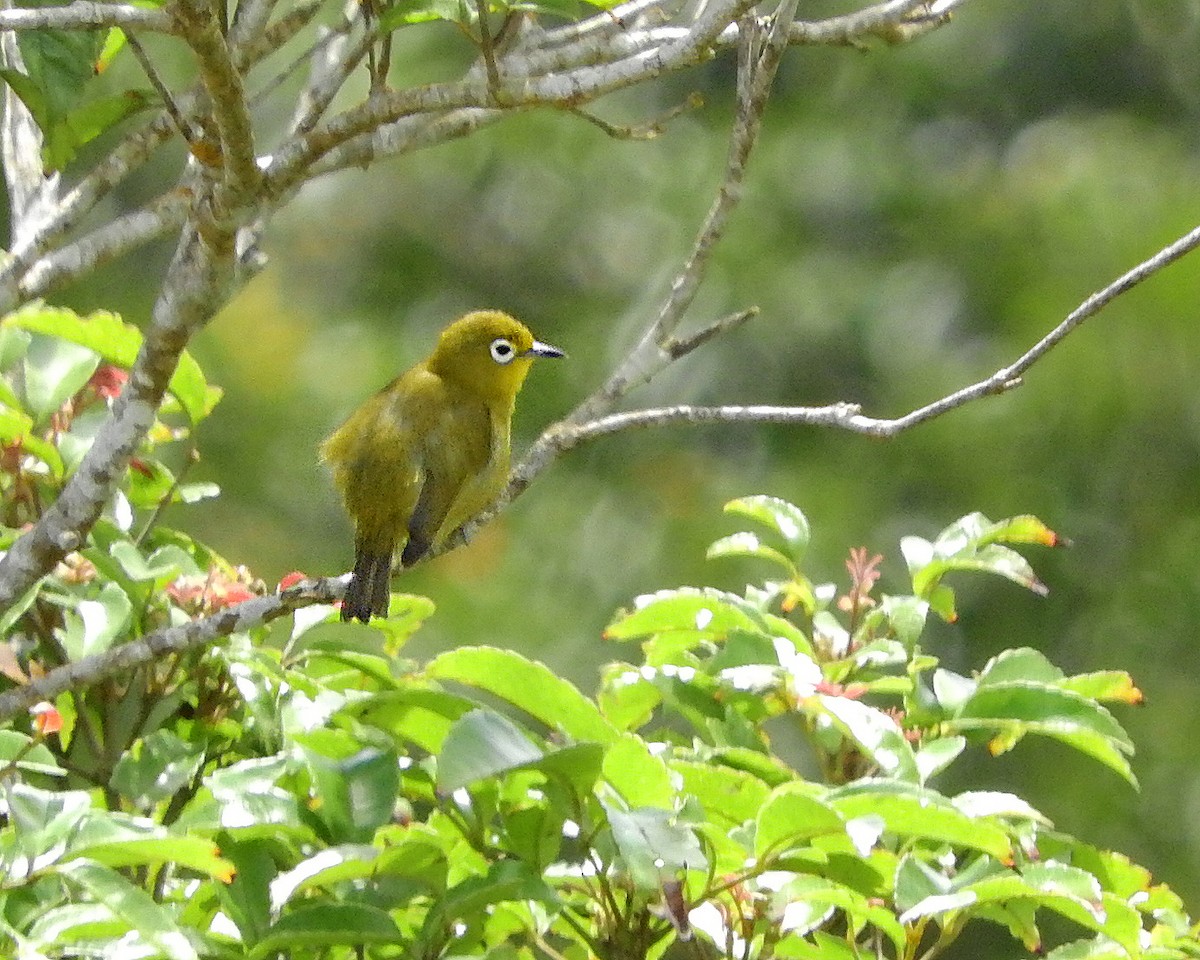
[490,338,516,364]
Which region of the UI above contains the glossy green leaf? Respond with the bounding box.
[603,733,673,808]
[60,581,132,660]
[829,782,1013,860]
[977,647,1063,686]
[270,845,380,910]
[21,335,98,422]
[723,495,811,561]
[59,859,198,960]
[427,646,618,743]
[915,735,966,784]
[8,784,92,862]
[43,90,148,171]
[295,735,399,843]
[812,695,919,782]
[604,803,706,891]
[755,783,845,858]
[0,730,64,778]
[110,730,205,807]
[348,687,475,753]
[251,903,401,957]
[670,759,771,829]
[953,681,1136,785]
[437,709,543,791]
[5,305,222,422]
[706,531,795,575]
[598,662,661,731]
[605,587,767,641]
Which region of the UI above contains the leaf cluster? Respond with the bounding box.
[0,321,1196,960]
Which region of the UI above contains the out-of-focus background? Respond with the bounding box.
[60,0,1200,927]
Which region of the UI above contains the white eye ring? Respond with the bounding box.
[490,338,516,364]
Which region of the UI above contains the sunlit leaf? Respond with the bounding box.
[427,646,618,743]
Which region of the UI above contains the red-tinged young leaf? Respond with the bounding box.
[30,701,62,736]
[278,571,307,589]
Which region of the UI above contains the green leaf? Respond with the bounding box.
[269,845,380,910]
[977,647,1063,686]
[828,782,1013,860]
[59,859,198,960]
[216,836,276,946]
[68,834,232,881]
[21,335,98,422]
[755,783,845,858]
[914,735,966,784]
[294,734,399,843]
[0,729,64,778]
[953,681,1136,785]
[43,90,148,171]
[195,755,303,834]
[811,695,919,782]
[905,513,1055,601]
[422,859,557,939]
[348,687,474,753]
[0,404,65,478]
[251,904,401,958]
[605,587,766,641]
[426,646,618,743]
[4,305,222,422]
[706,531,796,575]
[603,734,674,808]
[60,581,132,660]
[1058,671,1143,705]
[8,784,92,863]
[110,730,205,807]
[598,662,661,731]
[437,709,543,792]
[723,495,811,562]
[670,759,771,830]
[603,803,706,891]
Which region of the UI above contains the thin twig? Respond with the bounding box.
[474,0,502,97]
[125,32,198,145]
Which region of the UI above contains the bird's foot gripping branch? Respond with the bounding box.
[0,310,1193,960]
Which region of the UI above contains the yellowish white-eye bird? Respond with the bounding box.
[322,310,564,622]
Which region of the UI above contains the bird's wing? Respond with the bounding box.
[323,370,427,556]
[397,377,493,566]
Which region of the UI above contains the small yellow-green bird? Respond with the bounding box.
[322,310,564,622]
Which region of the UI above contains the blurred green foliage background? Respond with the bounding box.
[53,0,1200,933]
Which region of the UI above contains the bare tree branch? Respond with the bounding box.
[0,2,174,33]
[173,0,262,205]
[0,0,59,247]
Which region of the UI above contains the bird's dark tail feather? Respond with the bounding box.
[343,548,393,622]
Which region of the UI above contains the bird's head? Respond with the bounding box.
[428,310,564,405]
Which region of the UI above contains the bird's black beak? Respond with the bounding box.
[524,340,565,359]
